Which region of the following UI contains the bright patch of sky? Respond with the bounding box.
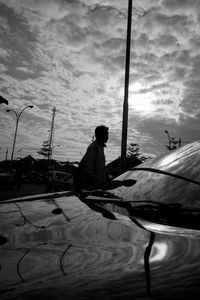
[0,0,199,162]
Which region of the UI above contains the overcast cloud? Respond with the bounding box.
[0,0,199,162]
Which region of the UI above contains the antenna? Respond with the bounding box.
[48,107,56,167]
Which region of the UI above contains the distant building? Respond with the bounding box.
[21,155,36,172]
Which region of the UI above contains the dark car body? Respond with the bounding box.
[0,141,200,299]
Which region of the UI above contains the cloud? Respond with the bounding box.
[0,14,10,33]
[0,48,10,59]
[0,0,200,162]
[163,0,200,16]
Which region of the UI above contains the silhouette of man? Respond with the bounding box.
[79,125,109,190]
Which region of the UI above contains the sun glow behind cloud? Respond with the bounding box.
[119,81,156,114]
[130,81,156,114]
[131,92,156,113]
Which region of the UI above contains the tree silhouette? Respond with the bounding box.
[127,143,150,162]
[37,141,52,159]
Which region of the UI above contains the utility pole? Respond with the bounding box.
[48,107,56,169]
[120,0,133,173]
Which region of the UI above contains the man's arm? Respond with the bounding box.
[81,143,97,187]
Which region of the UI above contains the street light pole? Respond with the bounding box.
[164,130,171,150]
[6,105,33,161]
[11,112,19,161]
[164,130,181,150]
[120,0,133,173]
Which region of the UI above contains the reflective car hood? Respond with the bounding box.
[81,141,199,230]
[78,141,200,231]
[1,193,200,300]
[109,141,200,207]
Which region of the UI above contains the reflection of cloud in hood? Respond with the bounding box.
[0,0,200,161]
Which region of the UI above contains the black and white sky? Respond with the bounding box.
[0,0,200,162]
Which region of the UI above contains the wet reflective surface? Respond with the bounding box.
[80,142,200,230]
[109,141,200,208]
[1,194,200,299]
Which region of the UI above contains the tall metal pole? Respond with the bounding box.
[11,115,19,161]
[120,0,133,173]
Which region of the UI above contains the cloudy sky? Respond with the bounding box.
[0,0,199,163]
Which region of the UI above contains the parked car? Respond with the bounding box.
[0,141,200,299]
[82,140,200,230]
[45,170,73,192]
[0,171,15,188]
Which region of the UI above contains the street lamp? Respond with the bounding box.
[6,105,33,161]
[164,130,171,150]
[164,130,181,150]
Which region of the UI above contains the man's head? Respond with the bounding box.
[95,125,109,144]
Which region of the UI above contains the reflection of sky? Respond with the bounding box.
[111,141,200,209]
[1,196,200,299]
[158,153,180,169]
[155,141,200,177]
[0,196,149,289]
[138,242,168,264]
[150,242,168,263]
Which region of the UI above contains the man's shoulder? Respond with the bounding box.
[87,141,98,150]
[85,142,100,157]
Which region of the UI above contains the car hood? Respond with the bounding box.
[108,141,200,205]
[1,190,200,299]
[79,141,200,230]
